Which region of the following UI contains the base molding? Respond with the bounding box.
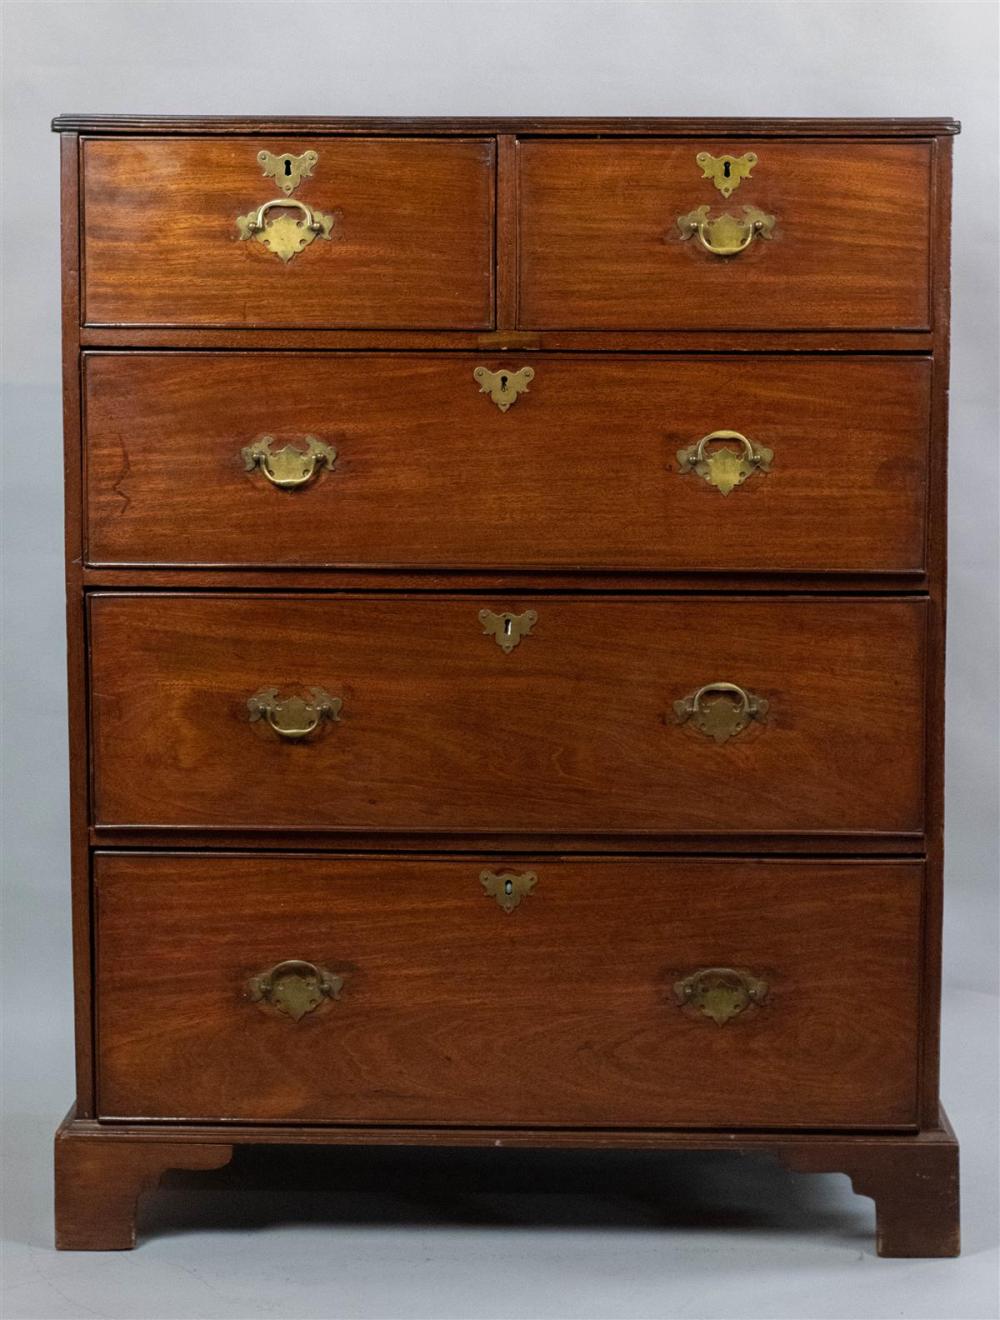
[54,1107,960,1256]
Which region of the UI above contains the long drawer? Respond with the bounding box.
[94,853,923,1127]
[80,137,495,328]
[89,594,926,836]
[84,353,930,573]
[518,139,932,329]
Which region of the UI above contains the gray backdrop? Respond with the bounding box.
[1,3,997,1314]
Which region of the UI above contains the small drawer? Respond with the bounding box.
[94,853,922,1127]
[518,140,932,330]
[80,137,494,328]
[89,594,926,837]
[84,352,930,574]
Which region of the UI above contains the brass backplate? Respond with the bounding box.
[696,151,758,198]
[243,435,337,490]
[673,682,768,744]
[480,870,538,913]
[676,204,775,256]
[676,431,773,496]
[674,967,768,1025]
[248,959,343,1021]
[236,201,336,263]
[247,686,342,740]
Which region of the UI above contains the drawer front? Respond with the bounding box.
[518,140,932,330]
[94,854,922,1127]
[89,595,926,835]
[81,137,494,328]
[85,353,930,574]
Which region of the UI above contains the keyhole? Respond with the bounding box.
[284,159,293,177]
[500,373,509,391]
[503,618,513,637]
[723,160,731,178]
[504,879,513,896]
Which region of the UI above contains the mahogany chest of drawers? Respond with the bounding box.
[52,115,960,1255]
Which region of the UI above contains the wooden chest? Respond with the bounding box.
[52,115,960,1256]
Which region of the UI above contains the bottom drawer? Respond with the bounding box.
[95,854,922,1128]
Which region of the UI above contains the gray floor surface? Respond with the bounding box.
[2,986,997,1320]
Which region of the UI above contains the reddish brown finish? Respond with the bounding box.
[54,115,961,137]
[84,353,931,574]
[94,854,922,1128]
[59,133,95,1114]
[88,594,926,836]
[81,137,495,328]
[782,1116,960,1257]
[55,1110,959,1256]
[54,1114,233,1249]
[53,116,958,1256]
[79,327,935,352]
[518,140,932,331]
[918,135,953,1127]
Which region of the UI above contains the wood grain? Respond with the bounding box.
[88,593,927,835]
[53,115,960,137]
[518,140,932,330]
[54,1114,233,1249]
[94,854,922,1128]
[53,115,959,1257]
[55,1108,958,1256]
[84,353,930,574]
[81,137,495,328]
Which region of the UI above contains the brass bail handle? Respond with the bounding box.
[676,204,775,257]
[691,681,753,718]
[244,196,323,236]
[674,967,768,1026]
[248,959,344,1022]
[247,687,342,740]
[676,430,773,496]
[673,681,769,744]
[242,436,337,490]
[692,430,757,466]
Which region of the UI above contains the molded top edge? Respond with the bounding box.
[51,114,961,136]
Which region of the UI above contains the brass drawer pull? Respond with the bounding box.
[480,608,537,653]
[674,967,768,1026]
[236,147,336,263]
[242,435,337,490]
[236,198,336,263]
[673,682,768,744]
[677,204,775,257]
[480,869,537,913]
[676,430,773,496]
[247,686,342,740]
[474,366,534,412]
[248,959,343,1021]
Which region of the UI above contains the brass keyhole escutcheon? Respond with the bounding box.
[257,150,319,195]
[480,609,537,653]
[480,870,537,913]
[474,366,535,412]
[696,151,758,198]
